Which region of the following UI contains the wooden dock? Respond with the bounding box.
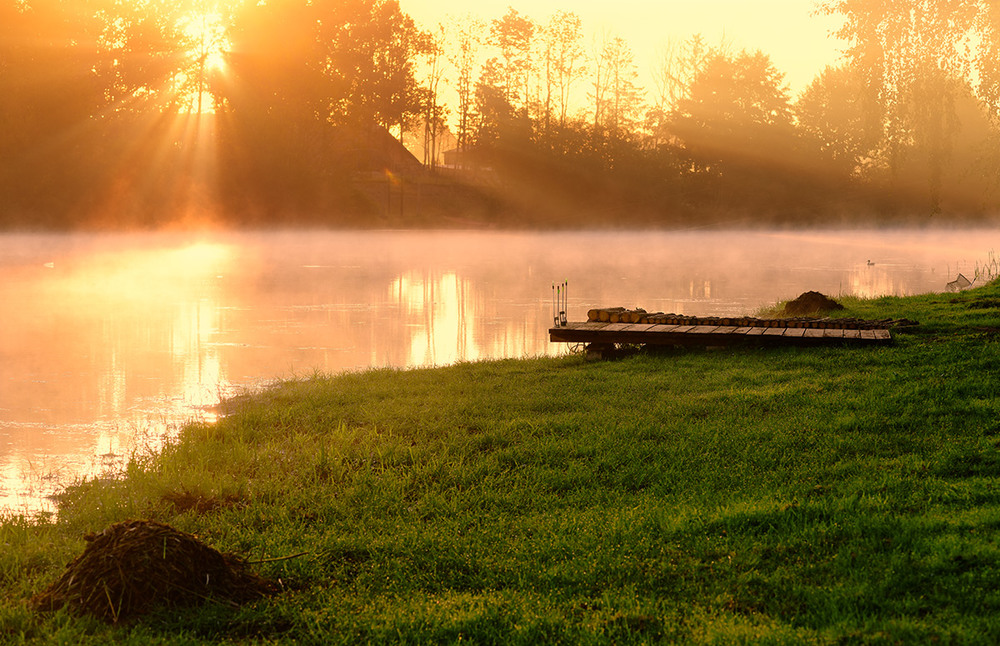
[549,321,893,348]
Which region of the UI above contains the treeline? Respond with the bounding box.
[2,0,1000,230]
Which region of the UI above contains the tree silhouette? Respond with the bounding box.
[445,15,485,161]
[592,34,643,143]
[538,11,585,132]
[487,8,534,116]
[319,0,429,136]
[820,0,984,213]
[0,0,106,226]
[796,64,870,178]
[673,50,793,171]
[4,0,1000,228]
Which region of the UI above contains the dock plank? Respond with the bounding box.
[622,324,659,333]
[549,318,894,348]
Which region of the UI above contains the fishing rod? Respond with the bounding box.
[560,280,568,326]
[552,283,558,326]
[551,280,569,327]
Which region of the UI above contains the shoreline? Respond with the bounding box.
[2,281,1000,642]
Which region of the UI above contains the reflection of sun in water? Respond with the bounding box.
[390,272,478,366]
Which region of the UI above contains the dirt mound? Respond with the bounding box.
[782,291,845,316]
[32,519,278,623]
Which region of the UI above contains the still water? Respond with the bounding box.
[2,228,997,513]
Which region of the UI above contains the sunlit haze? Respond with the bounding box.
[4,229,998,513]
[401,0,845,95]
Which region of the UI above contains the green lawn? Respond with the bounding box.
[3,280,1000,644]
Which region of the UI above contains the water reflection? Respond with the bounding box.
[1,229,997,514]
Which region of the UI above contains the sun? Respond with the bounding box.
[175,9,230,113]
[181,10,229,73]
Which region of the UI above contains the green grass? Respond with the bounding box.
[3,281,1000,644]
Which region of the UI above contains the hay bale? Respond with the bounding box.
[32,519,278,623]
[782,291,845,317]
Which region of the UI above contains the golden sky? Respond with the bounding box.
[400,0,846,97]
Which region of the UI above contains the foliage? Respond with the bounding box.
[796,64,871,177]
[4,0,1000,227]
[818,0,998,213]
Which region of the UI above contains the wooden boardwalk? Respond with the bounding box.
[549,321,893,348]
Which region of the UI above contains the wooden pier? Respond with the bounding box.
[549,321,893,348]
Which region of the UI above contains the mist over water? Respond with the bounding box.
[2,228,997,514]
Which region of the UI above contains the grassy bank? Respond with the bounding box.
[3,281,1000,644]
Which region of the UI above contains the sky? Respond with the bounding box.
[399,0,847,98]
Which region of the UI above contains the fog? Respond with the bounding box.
[3,228,998,514]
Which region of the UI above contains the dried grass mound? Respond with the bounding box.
[783,291,845,316]
[31,519,278,623]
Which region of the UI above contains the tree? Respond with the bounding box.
[819,0,982,212]
[673,49,794,170]
[538,10,585,131]
[91,0,190,115]
[487,8,535,115]
[176,3,231,115]
[419,24,448,168]
[795,64,871,177]
[670,49,799,213]
[445,14,484,157]
[318,0,430,138]
[974,1,1000,117]
[593,35,643,140]
[473,56,518,149]
[0,0,105,225]
[647,34,711,145]
[220,0,338,217]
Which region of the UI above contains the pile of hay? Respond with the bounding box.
[32,519,278,623]
[782,291,845,316]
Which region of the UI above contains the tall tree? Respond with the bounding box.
[820,0,981,212]
[319,0,430,138]
[220,0,337,216]
[795,64,870,177]
[91,0,189,114]
[647,34,711,145]
[673,49,793,169]
[671,48,798,212]
[0,0,104,225]
[487,8,534,115]
[419,23,448,167]
[445,14,484,157]
[538,11,585,131]
[594,35,643,140]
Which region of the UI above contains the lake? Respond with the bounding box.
[2,228,997,514]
